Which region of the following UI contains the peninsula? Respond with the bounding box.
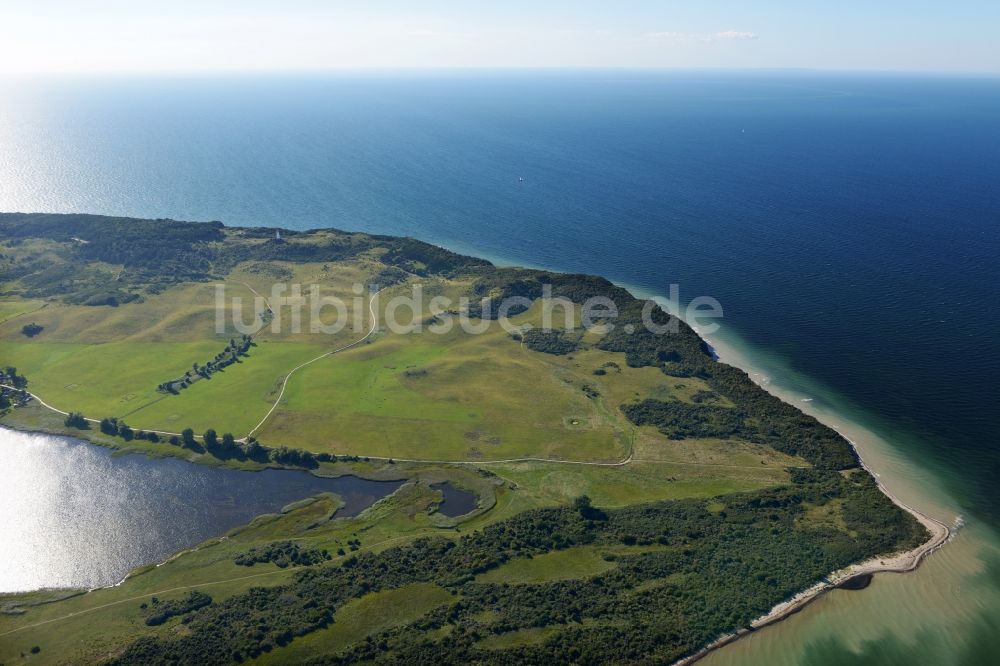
[0,213,940,665]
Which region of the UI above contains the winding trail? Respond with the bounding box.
[3,283,647,468]
[244,286,385,440]
[356,449,634,467]
[1,288,953,658]
[4,284,787,471]
[0,384,192,440]
[0,287,385,443]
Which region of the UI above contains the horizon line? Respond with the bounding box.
[2,66,999,79]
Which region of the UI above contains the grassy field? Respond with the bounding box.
[0,238,833,665]
[259,324,627,460]
[0,283,244,344]
[6,339,331,435]
[475,546,616,584]
[0,299,46,325]
[487,458,788,508]
[2,265,741,458]
[250,583,454,664]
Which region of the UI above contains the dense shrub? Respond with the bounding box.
[234,541,331,568]
[143,591,213,626]
[521,329,579,355]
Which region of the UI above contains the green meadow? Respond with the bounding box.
[6,339,330,435]
[260,324,628,461]
[4,256,730,460]
[475,546,616,584]
[0,215,924,665]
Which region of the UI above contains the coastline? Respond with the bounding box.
[665,324,953,666]
[469,263,962,664]
[672,429,950,666]
[1,233,957,661]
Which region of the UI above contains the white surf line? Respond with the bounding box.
[675,503,951,666]
[243,287,385,440]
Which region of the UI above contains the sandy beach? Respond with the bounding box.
[669,326,953,666]
[674,499,950,666]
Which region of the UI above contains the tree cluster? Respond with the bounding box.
[0,366,28,388]
[20,322,44,337]
[98,417,161,443]
[63,412,89,429]
[0,368,29,410]
[158,336,255,394]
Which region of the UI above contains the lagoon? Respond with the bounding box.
[0,427,402,593]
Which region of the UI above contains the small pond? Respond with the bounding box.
[432,481,478,517]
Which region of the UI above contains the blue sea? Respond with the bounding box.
[1,71,998,664]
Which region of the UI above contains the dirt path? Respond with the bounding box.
[0,287,384,443]
[243,286,384,439]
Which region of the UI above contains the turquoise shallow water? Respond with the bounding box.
[1,71,998,663]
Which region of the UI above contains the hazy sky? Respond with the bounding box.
[2,0,998,74]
